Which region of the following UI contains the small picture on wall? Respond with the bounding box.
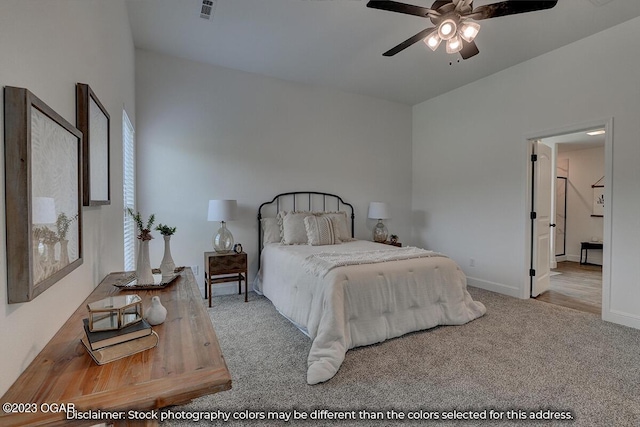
[592,185,604,217]
[77,83,111,206]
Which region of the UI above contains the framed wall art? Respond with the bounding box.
[76,83,110,206]
[4,86,83,303]
[591,176,604,218]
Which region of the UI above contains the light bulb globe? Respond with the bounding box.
[446,35,463,54]
[438,19,457,41]
[460,21,480,43]
[424,32,442,51]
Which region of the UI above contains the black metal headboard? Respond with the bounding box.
[257,191,355,265]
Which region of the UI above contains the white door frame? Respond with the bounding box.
[522,118,613,320]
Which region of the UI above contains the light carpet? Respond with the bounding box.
[164,288,640,426]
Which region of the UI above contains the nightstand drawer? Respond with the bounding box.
[208,252,246,275]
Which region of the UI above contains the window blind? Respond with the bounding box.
[123,110,136,271]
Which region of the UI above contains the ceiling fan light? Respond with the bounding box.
[438,19,457,41]
[460,21,480,43]
[445,35,463,54]
[424,33,442,51]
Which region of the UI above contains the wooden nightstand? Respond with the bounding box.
[204,251,247,307]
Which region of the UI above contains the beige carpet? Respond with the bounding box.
[164,287,640,426]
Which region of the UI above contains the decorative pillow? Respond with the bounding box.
[315,211,354,242]
[281,211,312,245]
[261,218,281,245]
[304,215,336,246]
[276,210,287,240]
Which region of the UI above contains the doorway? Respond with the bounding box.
[538,261,602,314]
[526,122,611,317]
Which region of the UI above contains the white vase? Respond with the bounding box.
[159,235,176,276]
[136,239,154,284]
[32,239,44,283]
[45,242,57,265]
[59,239,70,266]
[145,296,167,325]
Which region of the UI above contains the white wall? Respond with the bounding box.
[558,147,604,265]
[0,0,135,395]
[135,50,412,293]
[413,16,640,328]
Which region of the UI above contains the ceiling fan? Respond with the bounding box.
[367,0,558,60]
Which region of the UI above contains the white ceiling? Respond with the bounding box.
[126,0,640,105]
[545,129,606,152]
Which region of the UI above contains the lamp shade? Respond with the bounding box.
[368,202,391,220]
[460,21,480,43]
[446,35,463,54]
[424,32,442,51]
[33,197,56,224]
[207,200,237,222]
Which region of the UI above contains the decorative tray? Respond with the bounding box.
[113,267,184,290]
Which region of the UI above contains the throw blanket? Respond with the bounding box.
[303,247,445,277]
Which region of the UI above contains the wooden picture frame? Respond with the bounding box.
[76,83,110,206]
[4,87,83,303]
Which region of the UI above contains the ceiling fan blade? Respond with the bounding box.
[470,1,558,20]
[459,40,479,60]
[382,27,436,56]
[366,0,433,18]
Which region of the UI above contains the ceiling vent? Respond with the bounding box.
[199,0,217,20]
[586,0,616,6]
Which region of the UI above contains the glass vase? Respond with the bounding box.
[373,219,388,243]
[213,221,234,253]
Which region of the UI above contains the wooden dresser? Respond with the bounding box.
[0,268,231,427]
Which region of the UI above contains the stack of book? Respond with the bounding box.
[81,318,158,365]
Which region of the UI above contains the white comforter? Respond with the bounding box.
[254,241,486,385]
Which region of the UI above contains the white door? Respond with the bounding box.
[531,140,552,297]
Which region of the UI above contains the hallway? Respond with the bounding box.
[536,261,602,315]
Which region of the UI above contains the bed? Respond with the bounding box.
[254,192,486,385]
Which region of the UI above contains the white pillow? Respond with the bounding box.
[304,215,337,246]
[261,218,280,245]
[315,211,354,242]
[281,211,312,245]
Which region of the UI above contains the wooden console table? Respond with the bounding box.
[0,268,231,427]
[580,241,603,265]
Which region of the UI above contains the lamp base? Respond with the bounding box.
[213,221,234,253]
[373,219,388,243]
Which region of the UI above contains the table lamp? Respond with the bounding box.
[207,200,237,253]
[368,202,390,243]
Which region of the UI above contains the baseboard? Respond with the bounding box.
[603,309,640,330]
[564,254,603,266]
[467,276,521,298]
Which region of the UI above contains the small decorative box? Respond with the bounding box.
[87,294,143,332]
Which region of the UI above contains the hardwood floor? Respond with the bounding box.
[535,261,602,315]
